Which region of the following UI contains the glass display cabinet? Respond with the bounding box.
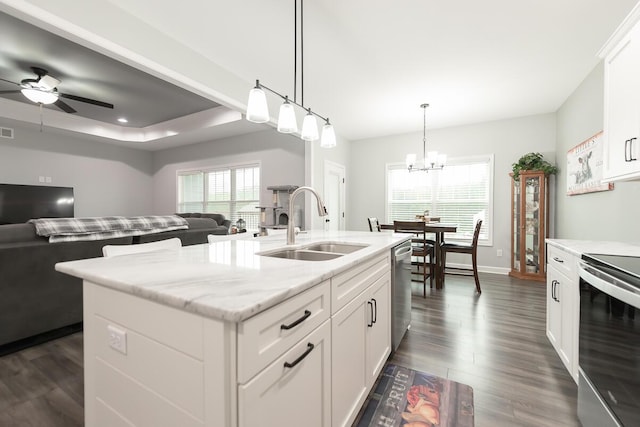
[510,170,548,282]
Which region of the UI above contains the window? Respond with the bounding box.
[386,155,493,244]
[177,164,261,229]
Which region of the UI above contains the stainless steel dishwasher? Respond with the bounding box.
[391,239,413,351]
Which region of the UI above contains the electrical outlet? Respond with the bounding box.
[38,176,45,183]
[45,176,52,183]
[107,325,127,354]
[497,249,503,257]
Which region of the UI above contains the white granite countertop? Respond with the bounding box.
[55,230,408,323]
[547,239,640,258]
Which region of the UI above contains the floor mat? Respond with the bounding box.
[353,363,474,427]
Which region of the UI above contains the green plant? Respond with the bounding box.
[511,152,558,181]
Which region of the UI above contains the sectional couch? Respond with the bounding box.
[0,214,229,354]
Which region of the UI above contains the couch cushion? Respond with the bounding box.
[185,218,218,229]
[0,223,45,244]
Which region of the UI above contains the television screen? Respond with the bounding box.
[0,183,74,224]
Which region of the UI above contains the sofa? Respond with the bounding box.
[0,214,229,355]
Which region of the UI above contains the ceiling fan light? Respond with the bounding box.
[301,112,319,141]
[320,122,336,148]
[21,88,58,105]
[246,86,269,123]
[277,99,298,133]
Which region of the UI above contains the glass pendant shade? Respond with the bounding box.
[320,122,336,148]
[437,153,447,166]
[246,87,269,123]
[301,112,319,141]
[21,88,58,105]
[277,100,298,133]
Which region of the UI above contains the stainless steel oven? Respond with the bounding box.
[577,254,640,427]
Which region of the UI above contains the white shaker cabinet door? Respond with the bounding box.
[604,20,640,181]
[238,320,332,427]
[365,274,391,385]
[331,290,370,427]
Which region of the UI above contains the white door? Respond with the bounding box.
[323,161,345,231]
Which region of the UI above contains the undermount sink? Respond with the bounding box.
[258,241,369,261]
[263,249,343,261]
[303,242,368,254]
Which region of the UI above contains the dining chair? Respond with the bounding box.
[102,237,182,257]
[393,220,435,296]
[440,219,482,293]
[367,217,381,232]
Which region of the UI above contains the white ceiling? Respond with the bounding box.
[1,0,639,147]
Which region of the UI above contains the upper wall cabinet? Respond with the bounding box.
[600,5,640,182]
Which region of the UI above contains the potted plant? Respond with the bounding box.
[511,152,558,181]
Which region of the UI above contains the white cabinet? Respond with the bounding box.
[331,253,391,427]
[546,244,579,383]
[601,7,640,181]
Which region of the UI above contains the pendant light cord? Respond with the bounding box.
[293,0,305,106]
[293,0,297,104]
[301,0,304,107]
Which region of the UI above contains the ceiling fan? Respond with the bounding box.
[0,66,114,113]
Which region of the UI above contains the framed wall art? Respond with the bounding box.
[566,131,614,196]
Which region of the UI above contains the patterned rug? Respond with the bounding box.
[353,364,474,427]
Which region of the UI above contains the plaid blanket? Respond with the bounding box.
[29,215,189,243]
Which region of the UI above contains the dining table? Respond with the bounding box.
[381,221,458,290]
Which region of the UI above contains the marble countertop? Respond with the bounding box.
[547,239,640,258]
[55,230,408,323]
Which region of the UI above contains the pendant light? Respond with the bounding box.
[246,81,269,123]
[301,108,319,141]
[277,97,298,133]
[406,104,446,172]
[245,0,335,147]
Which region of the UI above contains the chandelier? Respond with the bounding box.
[406,103,446,172]
[245,0,336,148]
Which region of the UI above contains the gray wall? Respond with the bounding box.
[555,63,640,242]
[152,129,305,215]
[0,119,154,217]
[348,114,557,272]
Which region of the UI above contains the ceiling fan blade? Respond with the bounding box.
[0,77,20,86]
[59,93,114,109]
[54,99,77,113]
[0,90,21,94]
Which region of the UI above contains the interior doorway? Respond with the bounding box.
[323,160,346,231]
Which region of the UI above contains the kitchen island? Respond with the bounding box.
[56,230,408,427]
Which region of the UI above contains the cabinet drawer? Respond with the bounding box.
[237,280,330,383]
[547,244,576,276]
[331,252,390,314]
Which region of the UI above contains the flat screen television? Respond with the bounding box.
[0,183,74,224]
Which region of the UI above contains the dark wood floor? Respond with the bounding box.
[0,273,579,427]
[391,273,580,427]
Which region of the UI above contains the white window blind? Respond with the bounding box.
[386,155,493,243]
[177,164,261,229]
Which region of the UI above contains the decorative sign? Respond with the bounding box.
[566,131,614,196]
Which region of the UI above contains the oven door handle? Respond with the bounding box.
[578,260,640,308]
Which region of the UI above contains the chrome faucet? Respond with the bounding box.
[287,186,328,245]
